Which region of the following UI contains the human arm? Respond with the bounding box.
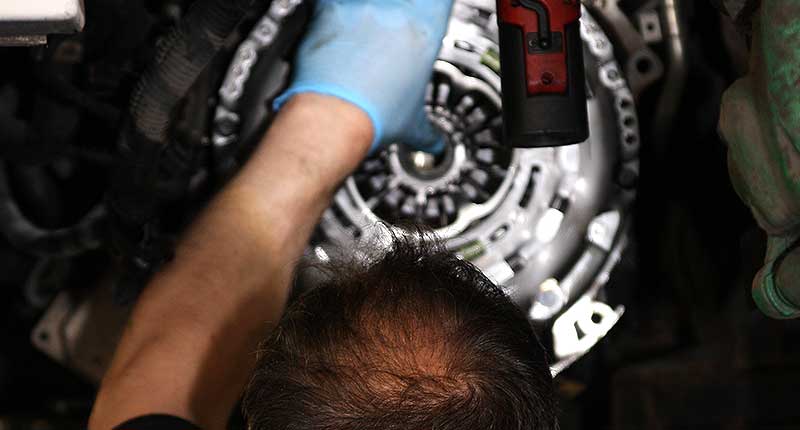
[89,0,453,427]
[89,94,373,429]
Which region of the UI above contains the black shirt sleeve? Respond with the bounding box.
[113,415,202,430]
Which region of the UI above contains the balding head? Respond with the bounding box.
[243,233,557,430]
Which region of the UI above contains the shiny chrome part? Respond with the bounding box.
[214,0,640,375]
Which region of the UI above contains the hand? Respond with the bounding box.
[275,0,454,153]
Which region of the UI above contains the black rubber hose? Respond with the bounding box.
[110,0,256,226]
[0,163,106,258]
[0,85,64,164]
[0,85,105,165]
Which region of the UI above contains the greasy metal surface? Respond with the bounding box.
[32,287,131,382]
[719,0,800,318]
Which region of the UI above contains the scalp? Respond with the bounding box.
[243,231,558,430]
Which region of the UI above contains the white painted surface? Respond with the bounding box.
[0,0,85,36]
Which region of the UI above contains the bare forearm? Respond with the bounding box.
[91,94,372,429]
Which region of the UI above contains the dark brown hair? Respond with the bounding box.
[243,231,558,430]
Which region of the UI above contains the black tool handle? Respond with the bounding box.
[498,6,589,148]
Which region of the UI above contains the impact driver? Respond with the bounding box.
[496,0,589,148]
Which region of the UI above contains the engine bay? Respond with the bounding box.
[3,0,798,428]
[214,0,639,375]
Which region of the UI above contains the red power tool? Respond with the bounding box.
[497,0,589,147]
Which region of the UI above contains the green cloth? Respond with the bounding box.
[719,0,800,318]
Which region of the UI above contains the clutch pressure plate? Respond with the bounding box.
[213,0,640,374]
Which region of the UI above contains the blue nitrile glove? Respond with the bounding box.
[274,0,454,153]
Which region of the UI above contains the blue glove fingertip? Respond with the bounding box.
[398,107,447,154]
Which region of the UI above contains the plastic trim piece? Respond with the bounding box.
[0,0,84,43]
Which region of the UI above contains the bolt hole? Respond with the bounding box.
[591,313,603,324]
[623,116,636,127]
[619,98,632,110]
[38,332,49,342]
[619,167,639,189]
[491,224,510,242]
[624,133,638,145]
[636,57,653,74]
[455,40,474,52]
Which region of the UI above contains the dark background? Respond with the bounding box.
[2,0,800,428]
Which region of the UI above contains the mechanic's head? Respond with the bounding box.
[243,230,558,430]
